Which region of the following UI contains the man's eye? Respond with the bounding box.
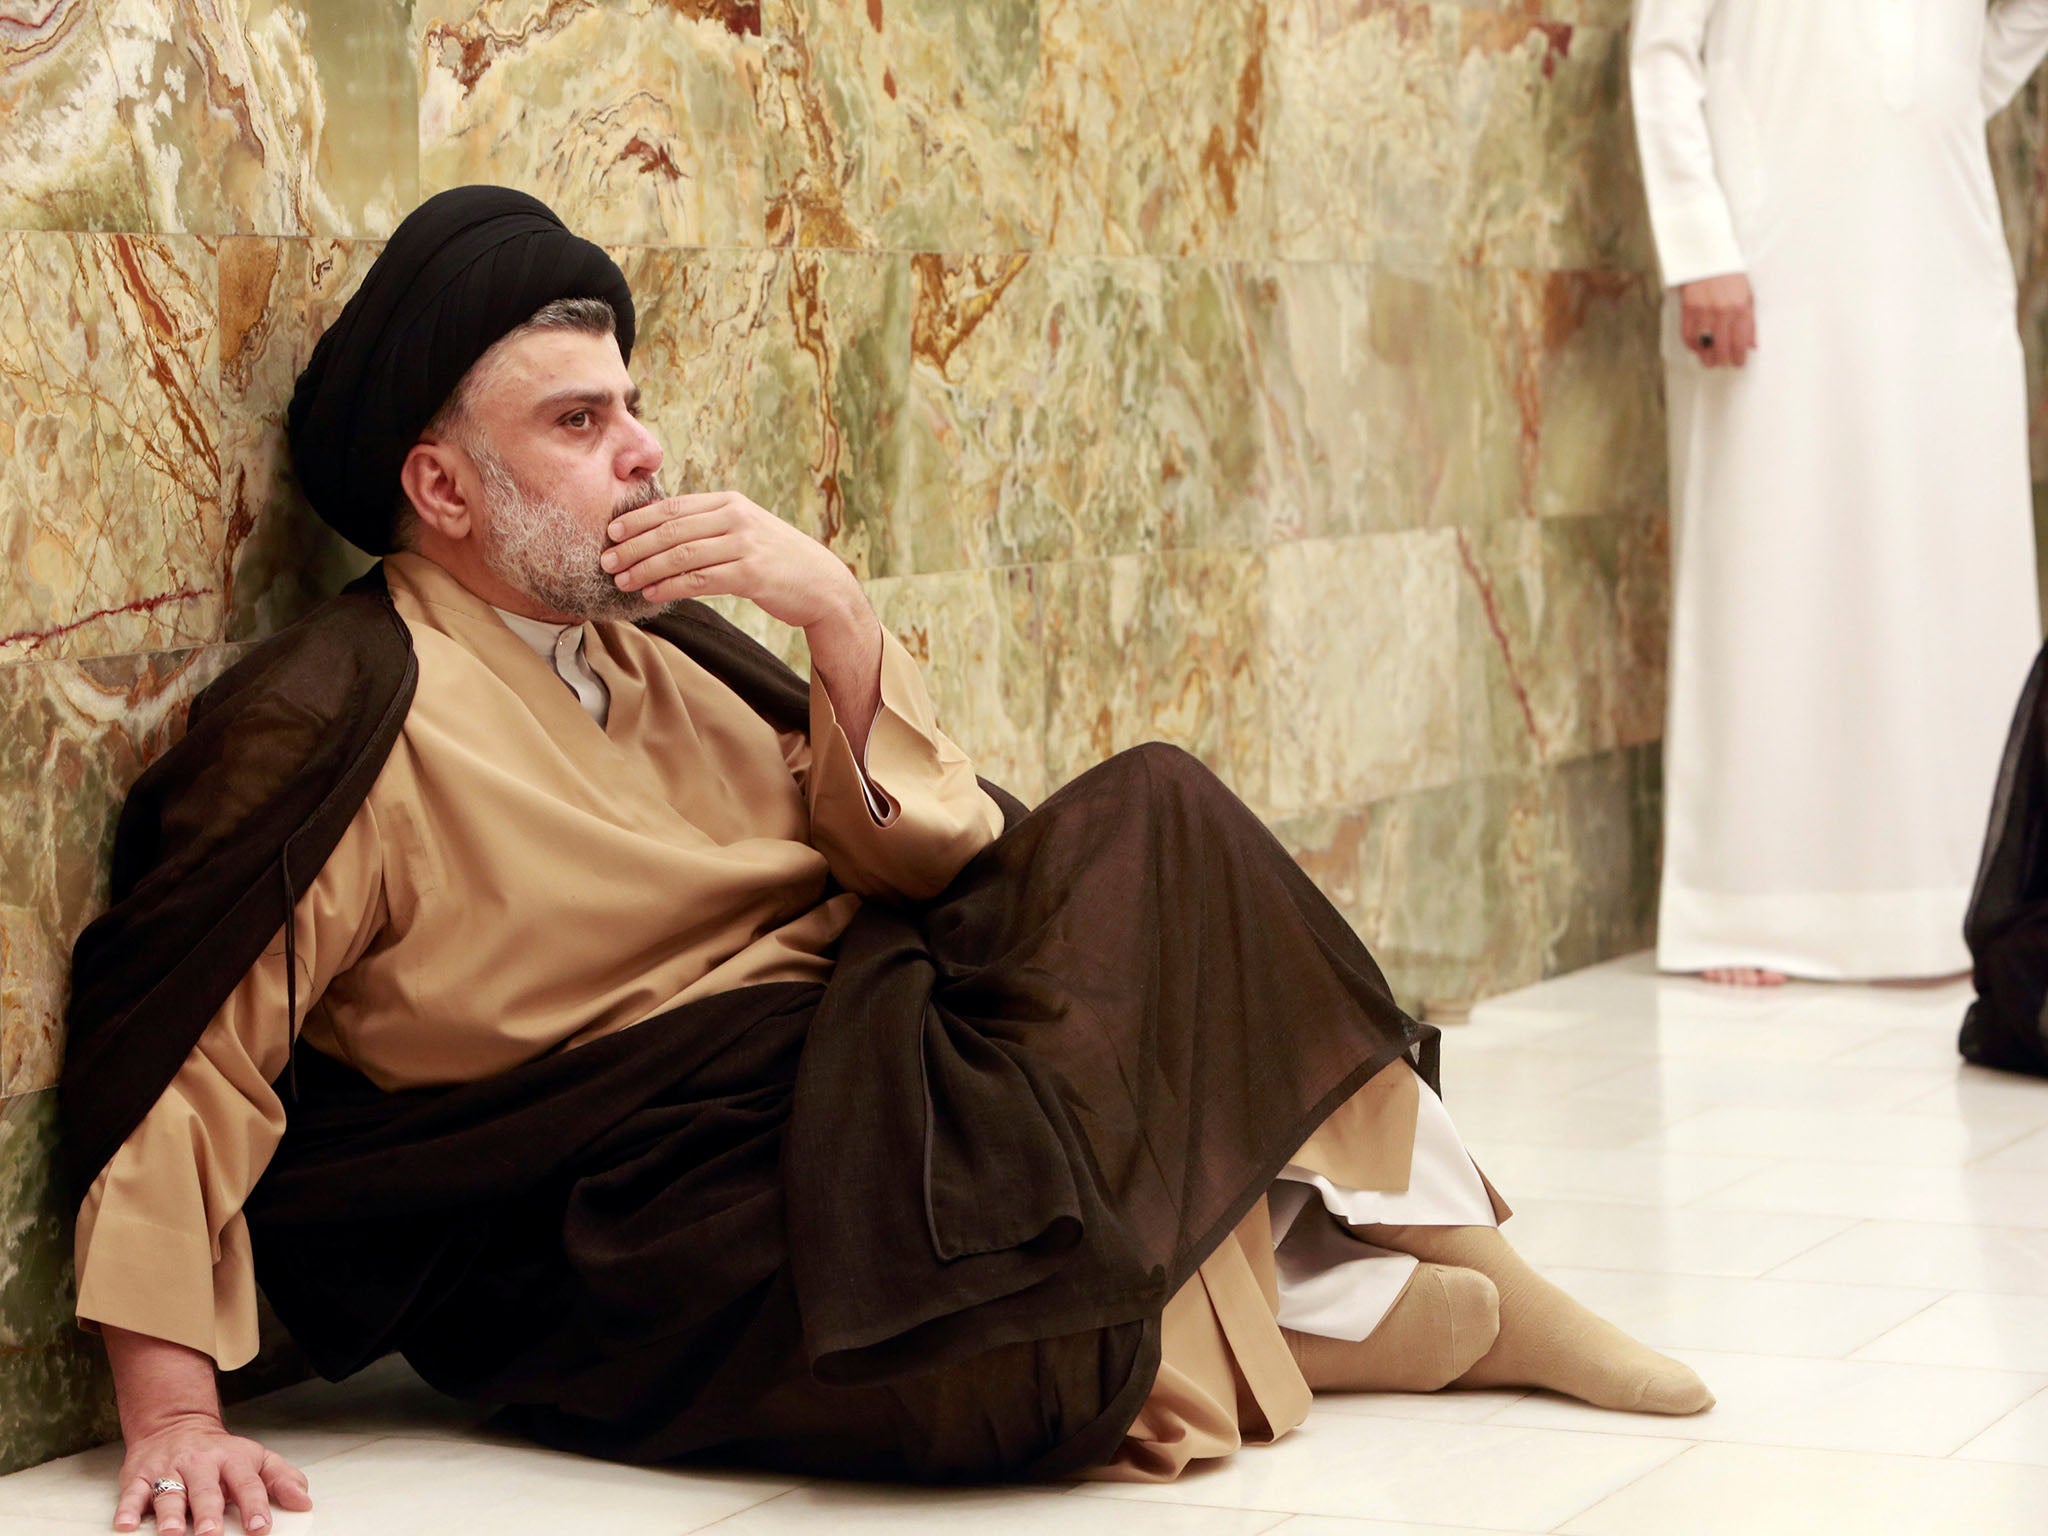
[564,410,591,429]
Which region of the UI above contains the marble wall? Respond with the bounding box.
[1991,72,2048,619]
[0,0,2044,1477]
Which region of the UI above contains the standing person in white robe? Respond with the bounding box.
[1630,1,2048,985]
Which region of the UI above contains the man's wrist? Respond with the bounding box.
[103,1326,224,1442]
[122,1402,226,1443]
[801,568,875,647]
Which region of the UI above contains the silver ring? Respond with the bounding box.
[150,1478,187,1496]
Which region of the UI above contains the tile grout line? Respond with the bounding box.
[1539,1435,1699,1535]
[1841,1289,1970,1366]
[657,1479,810,1536]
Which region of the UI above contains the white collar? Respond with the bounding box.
[491,606,586,664]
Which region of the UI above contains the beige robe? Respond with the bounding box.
[73,553,1003,1368]
[72,551,1461,1481]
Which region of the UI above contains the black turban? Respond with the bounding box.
[287,185,637,556]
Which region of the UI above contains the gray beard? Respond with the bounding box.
[473,446,674,623]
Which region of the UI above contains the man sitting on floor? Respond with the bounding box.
[62,186,1710,1536]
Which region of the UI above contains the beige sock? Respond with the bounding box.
[1283,1262,1501,1393]
[1357,1223,1715,1415]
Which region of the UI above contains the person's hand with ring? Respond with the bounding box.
[1678,272,1758,368]
[116,1416,310,1534]
[104,1326,312,1535]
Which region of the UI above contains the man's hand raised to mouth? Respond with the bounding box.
[602,491,859,625]
[603,490,884,756]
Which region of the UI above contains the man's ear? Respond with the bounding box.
[399,441,477,540]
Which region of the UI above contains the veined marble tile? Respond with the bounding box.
[1540,743,1660,977]
[0,1092,73,1352]
[0,1328,116,1479]
[0,1092,117,1477]
[1264,531,1464,813]
[1456,515,1667,776]
[1990,67,2048,293]
[1153,262,1266,552]
[1264,3,1459,265]
[1448,15,1653,271]
[219,237,379,640]
[625,247,911,581]
[0,647,241,1095]
[1239,262,1374,540]
[1557,1,1636,28]
[761,0,1040,251]
[0,0,413,236]
[0,233,222,664]
[902,254,1258,575]
[1034,0,1267,258]
[1991,80,2048,511]
[1275,770,1548,1018]
[1253,265,1524,540]
[863,568,1047,806]
[1511,270,1667,521]
[213,0,418,236]
[418,0,766,247]
[0,0,193,232]
[1262,7,1656,270]
[1036,550,1265,806]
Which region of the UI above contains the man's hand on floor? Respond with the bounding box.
[114,1413,312,1535]
[101,1326,312,1535]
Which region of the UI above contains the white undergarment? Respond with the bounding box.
[1269,1080,1496,1342]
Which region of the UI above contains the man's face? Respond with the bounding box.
[459,327,669,622]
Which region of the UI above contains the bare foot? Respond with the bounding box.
[1700,967,1786,987]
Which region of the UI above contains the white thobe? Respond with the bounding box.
[1632,1,2048,979]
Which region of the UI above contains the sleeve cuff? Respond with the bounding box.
[809,627,948,828]
[1649,194,1748,289]
[74,1211,259,1371]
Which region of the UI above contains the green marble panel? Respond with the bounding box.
[1992,76,2048,490]
[0,1092,74,1353]
[1249,264,1527,538]
[1264,531,1465,815]
[1447,14,1654,272]
[2034,482,2048,627]
[418,0,766,247]
[0,1325,118,1478]
[1264,2,1458,265]
[0,0,415,237]
[901,253,1261,575]
[1540,742,1662,977]
[0,1091,117,1475]
[864,568,1048,805]
[0,648,240,1096]
[1037,550,1266,805]
[1274,769,1548,1020]
[1455,513,1668,780]
[1036,0,1267,258]
[624,247,913,580]
[0,233,223,664]
[219,237,380,642]
[762,0,1041,251]
[1517,270,1667,521]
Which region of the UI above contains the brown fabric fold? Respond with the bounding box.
[245,745,1432,1482]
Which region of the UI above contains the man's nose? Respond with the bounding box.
[619,413,663,481]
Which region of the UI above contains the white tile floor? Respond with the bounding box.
[8,953,2048,1534]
